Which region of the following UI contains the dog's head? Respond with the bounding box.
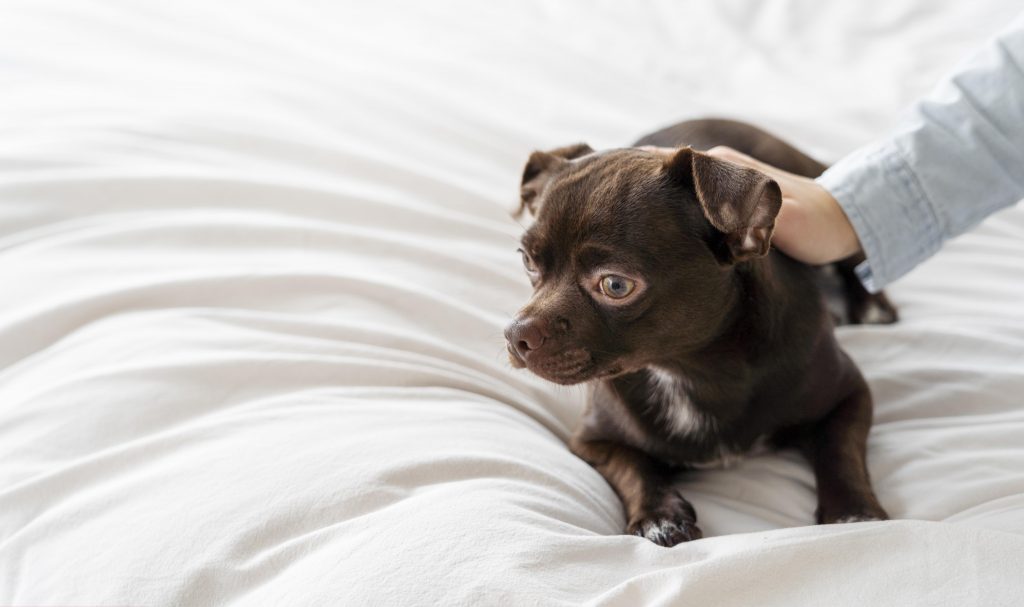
[504,144,782,385]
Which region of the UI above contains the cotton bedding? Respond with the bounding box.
[1,1,1023,605]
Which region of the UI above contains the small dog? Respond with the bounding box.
[506,119,895,546]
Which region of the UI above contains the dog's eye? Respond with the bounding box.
[599,275,636,299]
[518,249,539,275]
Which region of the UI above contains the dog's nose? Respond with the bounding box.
[505,318,549,359]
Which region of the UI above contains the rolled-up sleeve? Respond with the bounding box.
[817,15,1024,292]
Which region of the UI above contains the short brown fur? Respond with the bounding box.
[506,118,893,545]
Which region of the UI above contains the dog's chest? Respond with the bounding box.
[648,368,712,437]
[647,368,764,469]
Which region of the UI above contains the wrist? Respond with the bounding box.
[819,185,862,260]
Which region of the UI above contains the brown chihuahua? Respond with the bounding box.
[505,119,895,546]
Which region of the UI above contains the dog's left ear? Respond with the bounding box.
[517,143,594,216]
[665,147,782,263]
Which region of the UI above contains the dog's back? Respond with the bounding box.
[633,118,827,178]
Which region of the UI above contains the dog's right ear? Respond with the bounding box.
[664,147,782,264]
[517,143,593,217]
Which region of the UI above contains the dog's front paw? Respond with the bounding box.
[628,516,703,547]
[818,503,890,525]
[830,514,887,524]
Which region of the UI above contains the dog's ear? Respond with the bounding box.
[517,143,594,216]
[665,147,782,263]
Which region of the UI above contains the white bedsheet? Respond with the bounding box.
[1,1,1023,605]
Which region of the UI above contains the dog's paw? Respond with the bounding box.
[832,514,887,524]
[818,504,890,525]
[851,292,899,325]
[628,517,703,547]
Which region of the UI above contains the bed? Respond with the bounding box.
[1,1,1023,604]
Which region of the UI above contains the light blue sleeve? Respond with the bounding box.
[816,15,1024,293]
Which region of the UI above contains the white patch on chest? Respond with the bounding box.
[648,368,710,438]
[648,367,769,469]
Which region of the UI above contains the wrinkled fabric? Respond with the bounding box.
[1,1,1023,605]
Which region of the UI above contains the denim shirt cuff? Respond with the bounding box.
[816,140,945,293]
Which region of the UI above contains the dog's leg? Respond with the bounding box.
[570,437,702,546]
[803,380,890,524]
[834,255,899,325]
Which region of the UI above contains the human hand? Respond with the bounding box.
[705,146,862,265]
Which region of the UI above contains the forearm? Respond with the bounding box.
[818,15,1024,292]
